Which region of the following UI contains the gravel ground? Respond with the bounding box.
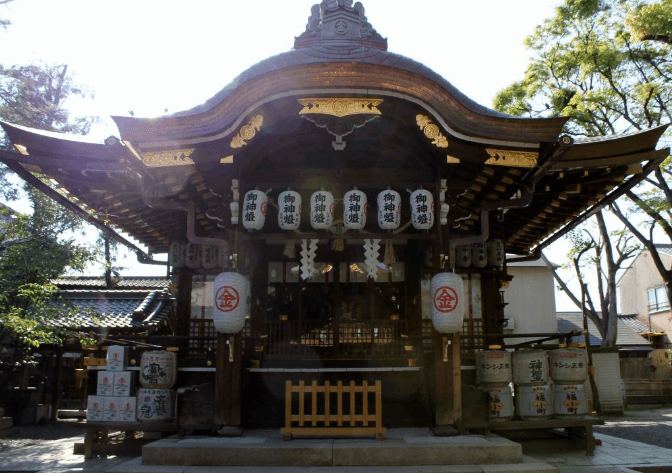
[0,418,83,453]
[594,406,672,450]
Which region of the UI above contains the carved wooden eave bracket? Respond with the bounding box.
[299,98,383,150]
[485,148,538,168]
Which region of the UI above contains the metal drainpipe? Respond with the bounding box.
[142,191,228,249]
[448,186,534,255]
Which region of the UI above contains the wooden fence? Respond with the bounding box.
[280,380,386,440]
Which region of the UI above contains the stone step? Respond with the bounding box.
[137,429,525,468]
[108,455,558,473]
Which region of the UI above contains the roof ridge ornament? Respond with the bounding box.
[295,1,387,51]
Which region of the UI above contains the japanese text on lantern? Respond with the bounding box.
[244,192,258,223]
[347,192,362,224]
[434,286,458,313]
[282,193,297,226]
[215,286,240,312]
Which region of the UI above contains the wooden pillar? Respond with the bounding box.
[481,274,504,346]
[53,348,63,420]
[215,332,242,430]
[433,331,462,428]
[175,271,193,340]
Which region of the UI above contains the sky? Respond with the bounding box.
[0,0,590,310]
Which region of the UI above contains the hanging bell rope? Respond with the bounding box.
[331,222,345,251]
[384,240,397,267]
[283,240,296,259]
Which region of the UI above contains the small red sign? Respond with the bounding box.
[261,202,267,216]
[434,286,458,313]
[215,286,240,312]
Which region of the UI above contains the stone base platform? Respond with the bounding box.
[106,428,558,472]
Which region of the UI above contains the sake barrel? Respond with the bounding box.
[550,345,588,383]
[430,272,465,334]
[512,349,549,385]
[213,272,248,333]
[553,383,587,418]
[139,351,177,389]
[486,385,514,422]
[477,346,512,386]
[136,388,175,423]
[516,384,553,420]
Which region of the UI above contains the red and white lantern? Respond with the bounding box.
[487,239,505,268]
[185,242,200,269]
[310,190,334,230]
[213,272,248,333]
[377,189,401,230]
[471,242,487,268]
[242,190,267,231]
[278,190,301,231]
[430,272,465,333]
[344,188,367,230]
[410,189,434,230]
[168,241,185,268]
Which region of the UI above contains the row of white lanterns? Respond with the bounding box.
[237,188,448,232]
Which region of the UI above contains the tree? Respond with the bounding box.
[547,211,638,345]
[0,0,15,30]
[0,58,98,371]
[493,0,672,345]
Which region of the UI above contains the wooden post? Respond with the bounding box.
[434,331,462,429]
[215,332,242,432]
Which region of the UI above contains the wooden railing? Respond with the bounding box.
[280,380,386,440]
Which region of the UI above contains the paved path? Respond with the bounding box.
[2,419,672,472]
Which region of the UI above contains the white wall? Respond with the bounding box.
[504,265,558,344]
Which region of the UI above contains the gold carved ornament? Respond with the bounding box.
[141,149,195,167]
[298,98,383,117]
[416,115,448,148]
[230,115,263,148]
[485,149,538,168]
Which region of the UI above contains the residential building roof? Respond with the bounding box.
[48,288,174,331]
[52,276,170,290]
[557,311,652,350]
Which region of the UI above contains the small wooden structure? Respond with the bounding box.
[0,0,669,442]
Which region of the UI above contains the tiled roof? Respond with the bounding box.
[619,314,666,334]
[655,245,672,257]
[52,276,170,290]
[557,311,652,348]
[48,289,174,330]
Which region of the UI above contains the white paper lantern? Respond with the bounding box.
[410,189,434,230]
[471,242,487,268]
[487,239,505,268]
[201,245,217,269]
[455,245,471,268]
[431,272,465,333]
[168,241,185,268]
[213,272,248,333]
[310,190,334,230]
[343,188,367,230]
[185,242,200,269]
[278,190,301,231]
[377,189,401,230]
[242,190,267,231]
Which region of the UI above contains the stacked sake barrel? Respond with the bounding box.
[550,343,589,418]
[477,345,514,422]
[512,348,552,420]
[136,351,178,423]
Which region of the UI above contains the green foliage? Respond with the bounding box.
[494,0,672,138]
